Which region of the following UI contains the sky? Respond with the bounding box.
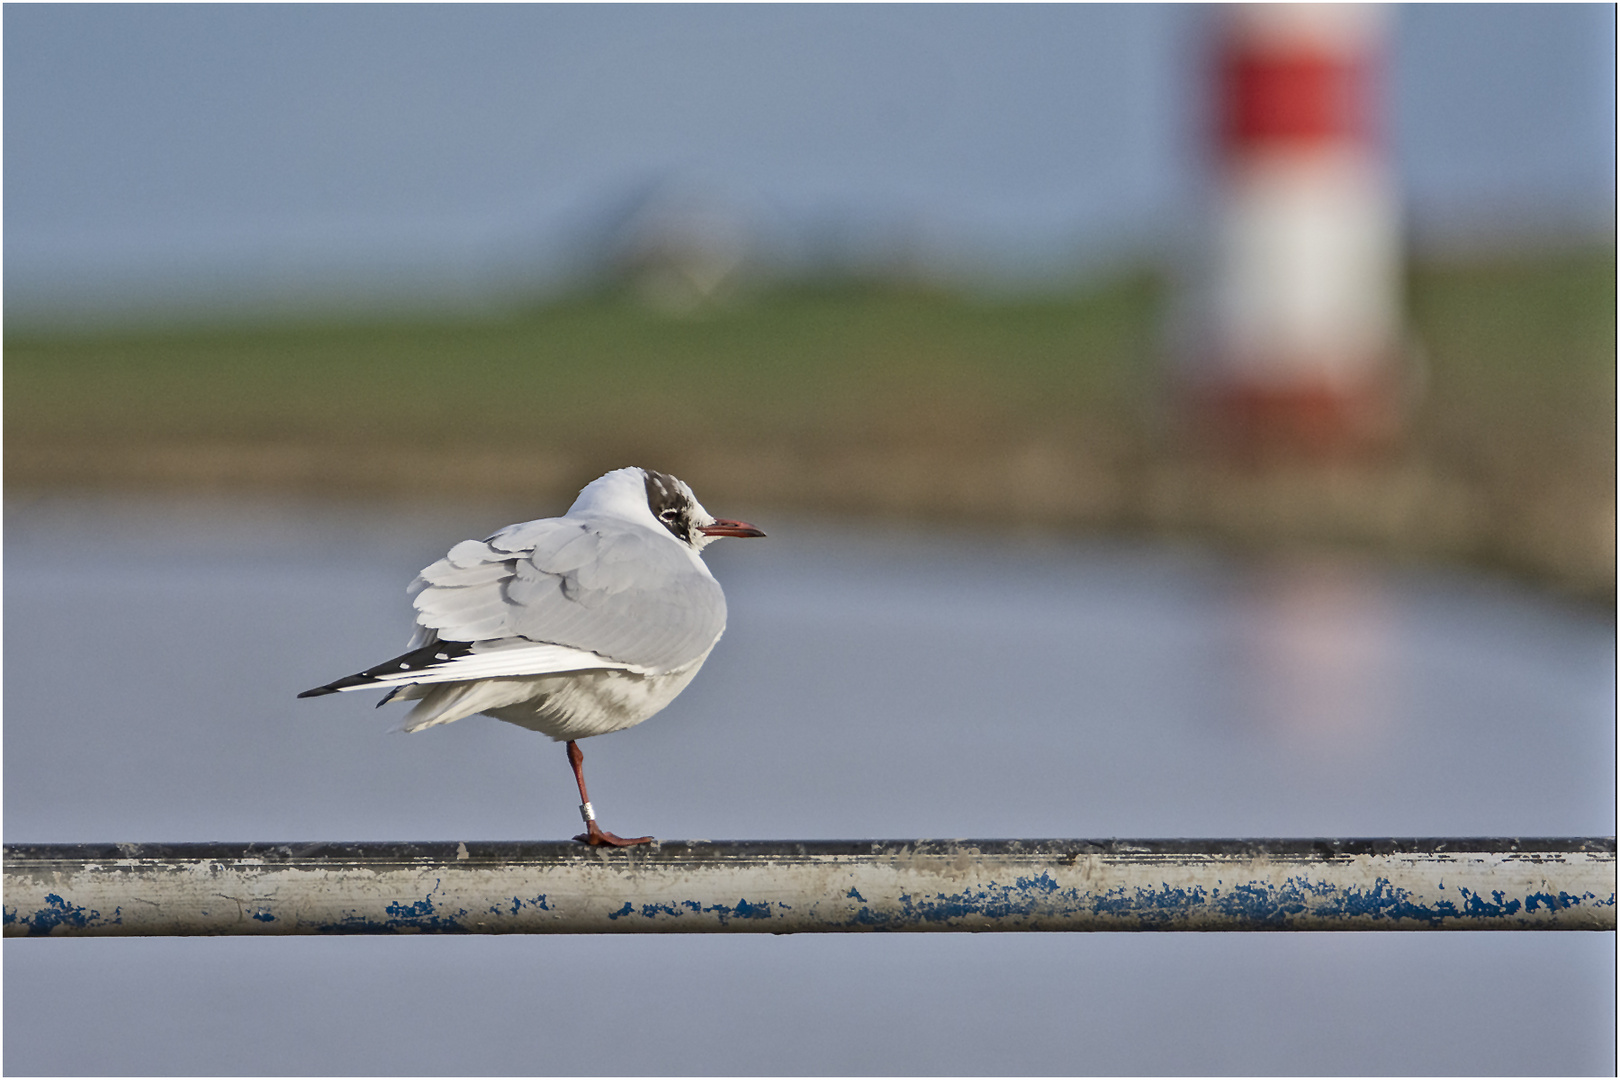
[3,4,1615,319]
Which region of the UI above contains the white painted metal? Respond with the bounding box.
[5,840,1613,936]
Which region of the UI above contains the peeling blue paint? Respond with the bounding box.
[251,910,276,922]
[602,896,789,925]
[1206,875,1437,926]
[729,898,768,920]
[885,872,1071,925]
[381,881,471,932]
[1456,888,1522,919]
[316,878,475,934]
[384,897,434,919]
[843,901,887,927]
[838,871,1613,930]
[17,893,122,936]
[1525,890,1597,912]
[622,899,705,919]
[492,894,551,917]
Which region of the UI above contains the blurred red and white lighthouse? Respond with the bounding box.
[1184,4,1404,453]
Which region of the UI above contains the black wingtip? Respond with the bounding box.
[296,641,476,702]
[298,672,379,697]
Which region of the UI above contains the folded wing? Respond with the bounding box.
[411,514,727,673]
[301,514,728,697]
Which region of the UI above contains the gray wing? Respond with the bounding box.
[409,514,727,673]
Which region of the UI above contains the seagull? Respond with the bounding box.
[299,467,765,846]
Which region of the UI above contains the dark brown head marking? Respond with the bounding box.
[642,468,696,543]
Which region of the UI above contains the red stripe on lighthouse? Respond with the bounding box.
[1221,49,1372,151]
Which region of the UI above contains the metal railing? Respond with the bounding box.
[5,838,1613,937]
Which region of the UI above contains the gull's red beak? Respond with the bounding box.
[698,518,767,539]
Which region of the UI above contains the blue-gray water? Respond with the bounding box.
[4,494,1614,1075]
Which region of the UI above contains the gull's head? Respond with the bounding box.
[569,467,766,552]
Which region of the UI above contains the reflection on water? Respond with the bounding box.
[1227,558,1398,753]
[4,493,1615,1075]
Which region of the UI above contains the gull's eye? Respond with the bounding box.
[660,508,680,522]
